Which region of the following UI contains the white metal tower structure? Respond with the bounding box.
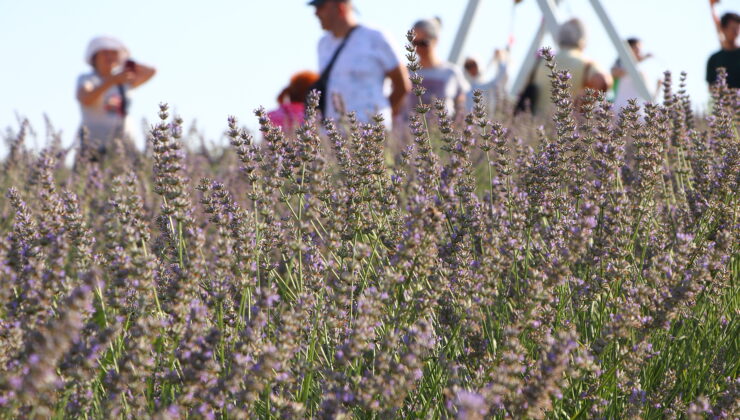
[447,0,652,101]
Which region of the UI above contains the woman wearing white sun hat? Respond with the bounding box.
[76,36,155,162]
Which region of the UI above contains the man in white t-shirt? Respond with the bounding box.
[309,0,410,127]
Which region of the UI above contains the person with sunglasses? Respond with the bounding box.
[406,18,470,121]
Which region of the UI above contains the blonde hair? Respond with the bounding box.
[413,17,442,39]
[557,18,586,49]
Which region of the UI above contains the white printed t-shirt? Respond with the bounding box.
[318,25,401,126]
[77,72,134,147]
[613,68,646,112]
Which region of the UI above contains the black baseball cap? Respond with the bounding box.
[307,0,347,5]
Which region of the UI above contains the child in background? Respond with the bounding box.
[611,38,658,112]
[463,49,509,115]
[268,71,320,132]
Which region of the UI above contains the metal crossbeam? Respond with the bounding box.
[511,0,562,98]
[448,0,483,64]
[536,0,563,36]
[510,20,547,99]
[588,0,651,100]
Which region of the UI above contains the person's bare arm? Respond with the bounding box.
[710,0,726,47]
[77,63,155,106]
[653,76,663,101]
[76,71,133,106]
[454,92,467,115]
[129,62,156,88]
[386,65,411,118]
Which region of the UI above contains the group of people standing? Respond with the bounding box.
[283,0,737,132]
[269,0,509,134]
[75,0,739,162]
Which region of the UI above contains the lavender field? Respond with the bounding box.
[0,46,738,419]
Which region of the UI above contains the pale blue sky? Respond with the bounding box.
[1,0,736,155]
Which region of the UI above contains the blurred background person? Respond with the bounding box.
[706,0,739,88]
[310,0,409,128]
[76,36,155,162]
[267,70,320,132]
[463,48,509,115]
[611,37,660,111]
[531,18,612,116]
[406,17,470,120]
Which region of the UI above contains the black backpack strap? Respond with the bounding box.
[116,84,129,117]
[319,25,359,84]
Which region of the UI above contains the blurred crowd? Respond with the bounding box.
[75,0,739,163]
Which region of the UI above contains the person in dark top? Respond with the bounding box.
[706,2,739,88]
